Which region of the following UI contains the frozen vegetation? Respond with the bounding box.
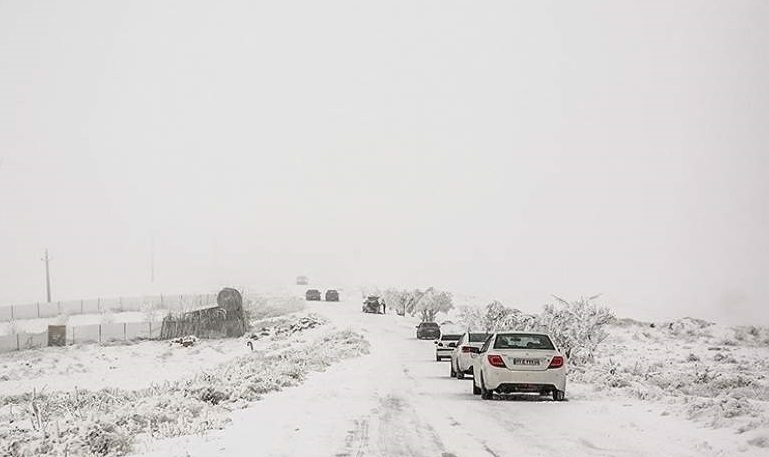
[573,317,769,447]
[0,307,369,456]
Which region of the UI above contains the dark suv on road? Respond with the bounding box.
[305,289,321,301]
[416,322,441,340]
[325,289,339,301]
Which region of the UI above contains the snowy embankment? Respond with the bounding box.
[573,317,769,448]
[0,308,370,457]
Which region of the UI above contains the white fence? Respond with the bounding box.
[0,321,164,354]
[0,294,217,322]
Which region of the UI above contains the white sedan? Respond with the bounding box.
[471,332,567,401]
[449,332,491,379]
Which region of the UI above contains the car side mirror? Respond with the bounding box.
[469,347,480,354]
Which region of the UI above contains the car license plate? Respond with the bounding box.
[513,358,540,366]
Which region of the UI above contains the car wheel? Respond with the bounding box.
[436,355,441,362]
[456,369,464,379]
[472,380,481,395]
[552,389,566,402]
[450,363,456,378]
[480,374,493,400]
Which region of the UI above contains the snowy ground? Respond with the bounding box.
[1,293,767,456]
[133,301,768,457]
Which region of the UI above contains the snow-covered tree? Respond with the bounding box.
[381,288,411,316]
[539,295,615,365]
[457,305,484,330]
[414,288,454,322]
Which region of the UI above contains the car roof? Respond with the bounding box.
[493,331,552,337]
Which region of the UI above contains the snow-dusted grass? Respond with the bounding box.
[572,317,769,446]
[0,318,369,457]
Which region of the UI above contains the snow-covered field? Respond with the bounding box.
[575,317,769,448]
[1,293,767,457]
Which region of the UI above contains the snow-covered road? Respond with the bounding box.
[136,299,758,457]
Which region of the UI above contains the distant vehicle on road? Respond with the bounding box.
[435,333,461,361]
[296,276,309,285]
[450,332,490,378]
[325,289,340,301]
[416,322,440,340]
[362,296,382,313]
[471,332,567,401]
[305,289,321,301]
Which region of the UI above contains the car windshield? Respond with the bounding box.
[493,333,555,350]
[468,333,490,342]
[441,334,461,341]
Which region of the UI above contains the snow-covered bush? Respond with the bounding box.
[83,421,133,456]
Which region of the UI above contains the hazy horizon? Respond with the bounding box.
[1,1,768,325]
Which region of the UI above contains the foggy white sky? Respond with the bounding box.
[1,0,768,324]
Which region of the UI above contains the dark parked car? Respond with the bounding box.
[325,289,339,301]
[416,322,441,340]
[362,296,382,313]
[305,289,321,301]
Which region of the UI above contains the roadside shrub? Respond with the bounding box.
[83,421,133,456]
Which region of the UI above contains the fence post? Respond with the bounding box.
[10,305,13,320]
[124,322,127,341]
[80,299,84,314]
[97,298,101,312]
[71,326,75,345]
[37,302,40,318]
[16,333,20,351]
[58,301,61,315]
[99,325,102,343]
[149,321,152,339]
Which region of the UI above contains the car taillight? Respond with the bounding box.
[487,354,506,368]
[461,346,473,353]
[548,356,564,369]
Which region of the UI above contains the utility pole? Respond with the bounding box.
[41,248,52,303]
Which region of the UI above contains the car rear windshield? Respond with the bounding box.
[441,334,461,341]
[493,333,555,350]
[469,333,490,342]
[420,323,439,328]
